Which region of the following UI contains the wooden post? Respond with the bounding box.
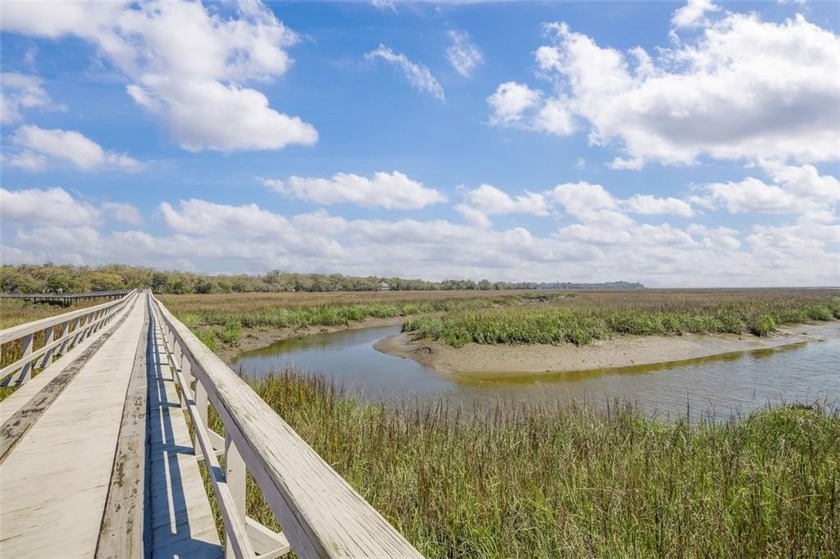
[69,316,86,347]
[225,434,246,559]
[38,325,55,368]
[57,319,72,356]
[14,334,34,385]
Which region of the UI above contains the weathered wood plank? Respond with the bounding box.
[95,299,149,559]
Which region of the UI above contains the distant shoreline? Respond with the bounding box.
[373,321,840,376]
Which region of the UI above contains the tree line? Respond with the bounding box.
[0,264,643,295]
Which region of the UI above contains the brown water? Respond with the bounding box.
[231,324,840,421]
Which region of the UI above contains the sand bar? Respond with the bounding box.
[373,321,840,376]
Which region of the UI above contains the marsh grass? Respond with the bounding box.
[403,292,840,347]
[162,291,527,350]
[231,371,838,558]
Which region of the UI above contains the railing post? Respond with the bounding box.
[13,334,34,385]
[39,325,55,368]
[225,434,246,559]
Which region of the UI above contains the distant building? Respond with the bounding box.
[379,281,390,291]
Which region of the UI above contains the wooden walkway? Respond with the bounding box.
[0,290,423,559]
[0,292,222,558]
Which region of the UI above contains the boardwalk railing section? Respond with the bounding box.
[151,296,423,559]
[0,290,137,387]
[0,289,132,306]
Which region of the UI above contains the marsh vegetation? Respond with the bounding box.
[224,371,839,558]
[403,290,840,347]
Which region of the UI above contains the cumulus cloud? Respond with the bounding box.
[456,184,549,227]
[262,171,446,209]
[0,73,58,124]
[366,45,445,101]
[6,125,143,171]
[1,1,317,152]
[487,81,575,135]
[625,195,694,217]
[696,163,838,218]
[2,187,838,286]
[446,30,483,78]
[489,8,840,167]
[102,202,143,225]
[0,187,100,226]
[0,187,145,248]
[671,0,720,29]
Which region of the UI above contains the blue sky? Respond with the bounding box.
[1,0,838,286]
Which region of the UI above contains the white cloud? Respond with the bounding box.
[3,188,838,287]
[0,187,100,226]
[1,1,318,152]
[102,202,143,226]
[263,171,446,210]
[456,184,549,227]
[446,30,483,78]
[697,164,838,216]
[366,45,445,101]
[0,73,57,124]
[487,81,574,135]
[625,195,694,217]
[7,125,144,171]
[487,82,539,124]
[491,11,840,167]
[371,0,397,13]
[672,0,720,29]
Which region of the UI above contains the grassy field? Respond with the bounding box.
[225,371,839,558]
[403,289,840,347]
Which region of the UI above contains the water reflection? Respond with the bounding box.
[232,325,840,422]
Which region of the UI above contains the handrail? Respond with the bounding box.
[0,290,137,386]
[0,289,132,300]
[150,295,423,559]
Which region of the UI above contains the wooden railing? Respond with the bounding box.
[150,295,424,559]
[0,289,132,306]
[0,290,137,386]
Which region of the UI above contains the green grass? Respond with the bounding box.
[170,296,522,349]
[235,371,839,558]
[403,295,840,347]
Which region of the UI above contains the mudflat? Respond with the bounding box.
[374,321,840,375]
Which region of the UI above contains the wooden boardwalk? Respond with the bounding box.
[0,293,221,558]
[0,290,423,559]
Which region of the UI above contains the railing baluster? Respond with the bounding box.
[13,334,34,385]
[57,320,72,356]
[39,325,56,368]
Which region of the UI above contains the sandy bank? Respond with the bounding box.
[373,321,840,376]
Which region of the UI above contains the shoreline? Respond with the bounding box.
[218,316,404,364]
[373,321,840,376]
